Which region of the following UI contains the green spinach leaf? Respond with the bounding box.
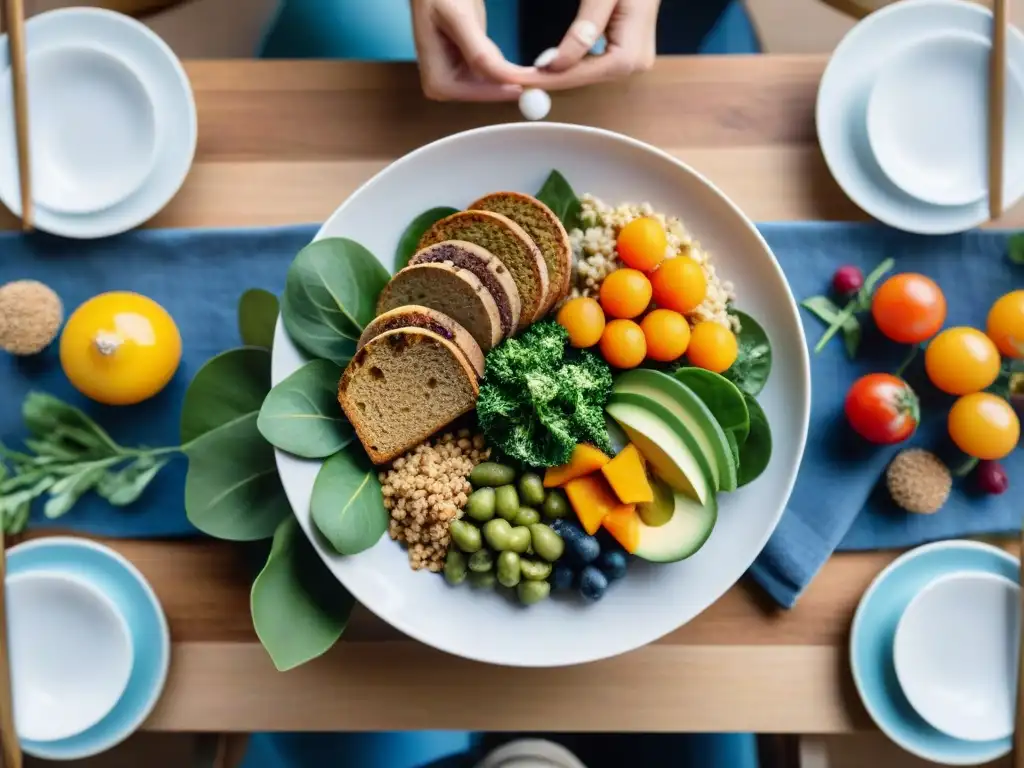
[281,238,390,366]
[723,311,772,397]
[310,449,387,555]
[258,359,353,459]
[184,412,290,541]
[180,348,272,445]
[251,516,355,671]
[395,207,459,271]
[673,368,750,445]
[536,170,582,231]
[238,289,280,350]
[1009,233,1024,264]
[736,394,772,487]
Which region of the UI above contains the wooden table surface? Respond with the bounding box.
[18,56,1024,734]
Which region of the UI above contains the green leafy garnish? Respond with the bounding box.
[1009,233,1024,264]
[802,258,894,357]
[310,448,387,555]
[722,311,773,397]
[258,359,352,459]
[238,288,279,350]
[476,321,613,467]
[395,207,459,271]
[736,394,772,487]
[536,170,583,231]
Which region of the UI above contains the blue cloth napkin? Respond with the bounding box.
[1,222,1021,609]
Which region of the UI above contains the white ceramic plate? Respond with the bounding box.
[818,0,1024,234]
[271,123,811,667]
[0,8,196,238]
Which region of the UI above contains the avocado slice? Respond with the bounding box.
[633,484,718,563]
[605,394,713,505]
[672,367,750,446]
[613,369,739,492]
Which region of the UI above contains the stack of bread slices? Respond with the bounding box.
[338,192,573,464]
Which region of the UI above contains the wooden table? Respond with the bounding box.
[18,56,1024,735]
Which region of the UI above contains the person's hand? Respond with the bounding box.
[411,0,535,101]
[528,0,661,90]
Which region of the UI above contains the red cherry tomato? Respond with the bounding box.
[844,373,920,444]
[871,274,947,344]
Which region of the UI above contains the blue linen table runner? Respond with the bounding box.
[1,222,1020,607]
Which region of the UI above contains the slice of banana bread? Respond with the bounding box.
[376,262,503,351]
[408,240,522,339]
[417,210,549,330]
[469,191,572,314]
[338,328,479,464]
[357,305,484,379]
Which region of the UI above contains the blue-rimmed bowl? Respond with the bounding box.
[850,539,1017,765]
[7,537,171,761]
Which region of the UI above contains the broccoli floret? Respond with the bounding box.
[476,321,614,467]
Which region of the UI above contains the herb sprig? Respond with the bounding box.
[801,258,895,358]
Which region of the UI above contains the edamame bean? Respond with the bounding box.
[507,526,532,553]
[542,489,570,519]
[468,571,496,589]
[444,550,467,585]
[520,559,552,581]
[465,487,496,522]
[468,549,494,573]
[514,506,541,526]
[470,462,516,488]
[449,519,482,553]
[517,579,551,605]
[529,523,565,562]
[518,473,546,506]
[495,485,520,522]
[483,518,514,551]
[496,551,521,588]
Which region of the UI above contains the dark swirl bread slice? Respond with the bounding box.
[338,328,479,464]
[358,305,484,378]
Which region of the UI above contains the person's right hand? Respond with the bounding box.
[411,0,535,102]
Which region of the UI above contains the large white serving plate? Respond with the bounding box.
[271,123,810,667]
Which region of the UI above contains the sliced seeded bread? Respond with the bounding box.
[417,211,548,330]
[376,262,503,351]
[408,240,522,339]
[338,328,479,464]
[358,305,485,379]
[469,192,573,314]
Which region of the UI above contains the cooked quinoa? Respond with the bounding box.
[566,195,739,331]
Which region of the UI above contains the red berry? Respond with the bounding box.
[832,266,864,297]
[975,460,1009,495]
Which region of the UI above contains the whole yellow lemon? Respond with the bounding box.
[60,292,182,405]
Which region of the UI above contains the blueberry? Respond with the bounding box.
[551,564,576,591]
[597,550,628,582]
[567,530,600,566]
[596,528,625,553]
[549,518,572,537]
[578,566,609,601]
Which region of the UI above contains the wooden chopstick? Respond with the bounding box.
[0,527,21,768]
[989,0,1008,221]
[2,0,31,231]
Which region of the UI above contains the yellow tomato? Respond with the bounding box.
[948,393,1020,460]
[599,319,647,369]
[649,256,707,314]
[599,269,652,320]
[686,321,738,374]
[556,297,605,348]
[616,217,667,273]
[60,292,181,406]
[924,327,1002,395]
[986,290,1024,359]
[640,309,690,362]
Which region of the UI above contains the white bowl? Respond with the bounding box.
[2,43,158,214]
[7,570,134,743]
[866,31,1024,207]
[270,122,811,667]
[894,571,1020,742]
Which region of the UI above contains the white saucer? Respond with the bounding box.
[867,31,1024,207]
[818,0,1024,234]
[894,571,1019,743]
[0,8,196,238]
[7,570,133,743]
[0,43,158,215]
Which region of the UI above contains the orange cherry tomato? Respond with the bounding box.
[871,273,947,344]
[686,321,738,374]
[616,217,667,273]
[599,269,652,319]
[640,309,691,362]
[649,255,707,314]
[986,290,1024,359]
[924,327,1002,395]
[948,393,1020,460]
[556,297,606,348]
[600,319,647,369]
